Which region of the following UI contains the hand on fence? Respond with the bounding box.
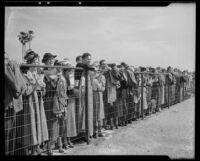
[56,113,63,118]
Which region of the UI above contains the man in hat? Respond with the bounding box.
[120,62,128,69]
[99,59,111,73]
[80,53,94,138]
[42,53,57,66]
[166,66,176,106]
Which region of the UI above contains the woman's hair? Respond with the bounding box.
[76,55,82,62]
[26,56,39,65]
[99,59,106,65]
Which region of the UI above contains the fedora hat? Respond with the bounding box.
[42,53,57,63]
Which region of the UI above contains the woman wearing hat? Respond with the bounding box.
[49,60,68,153]
[91,61,106,137]
[42,53,60,155]
[20,50,49,155]
[62,62,77,148]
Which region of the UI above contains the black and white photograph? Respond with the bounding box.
[4,2,195,158]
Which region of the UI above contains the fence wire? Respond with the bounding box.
[4,65,195,155]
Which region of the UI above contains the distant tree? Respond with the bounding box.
[17,30,34,62]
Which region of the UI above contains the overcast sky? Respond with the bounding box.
[5,3,195,71]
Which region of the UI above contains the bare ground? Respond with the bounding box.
[53,96,195,158]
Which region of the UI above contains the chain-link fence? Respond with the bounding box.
[4,64,195,155]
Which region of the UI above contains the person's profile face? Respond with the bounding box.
[121,66,125,70]
[77,57,82,64]
[83,56,91,65]
[45,57,55,66]
[64,69,74,77]
[100,61,106,68]
[32,57,40,65]
[113,66,118,71]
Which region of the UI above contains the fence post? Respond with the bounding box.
[141,73,144,119]
[183,82,185,100]
[85,69,89,145]
[193,80,195,95]
[168,84,170,108]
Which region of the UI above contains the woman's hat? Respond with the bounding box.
[108,63,116,68]
[149,67,155,73]
[140,67,146,72]
[121,62,128,68]
[42,53,57,63]
[117,65,122,68]
[24,49,39,62]
[63,62,74,73]
[62,61,73,68]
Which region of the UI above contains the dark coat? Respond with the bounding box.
[43,69,60,143]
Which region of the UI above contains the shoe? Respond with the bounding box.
[59,147,64,153]
[115,125,118,129]
[36,147,42,155]
[32,151,38,156]
[47,149,53,156]
[110,126,114,130]
[104,126,110,130]
[68,144,74,148]
[93,133,98,138]
[131,118,135,121]
[68,142,74,148]
[98,132,104,137]
[63,144,69,150]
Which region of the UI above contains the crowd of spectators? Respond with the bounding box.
[4,50,195,155]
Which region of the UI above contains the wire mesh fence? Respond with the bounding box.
[4,64,195,155]
[5,64,88,155]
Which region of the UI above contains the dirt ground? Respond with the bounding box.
[53,96,195,158]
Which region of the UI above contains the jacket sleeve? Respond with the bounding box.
[4,61,21,98]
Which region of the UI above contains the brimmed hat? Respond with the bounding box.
[42,53,57,63]
[24,49,39,62]
[117,65,122,68]
[156,67,161,71]
[140,67,146,72]
[59,58,71,65]
[63,62,74,73]
[149,67,155,73]
[108,63,116,68]
[121,62,128,68]
[161,69,167,73]
[92,61,99,67]
[63,62,73,68]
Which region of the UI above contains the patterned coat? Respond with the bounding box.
[93,73,106,128]
[20,70,49,148]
